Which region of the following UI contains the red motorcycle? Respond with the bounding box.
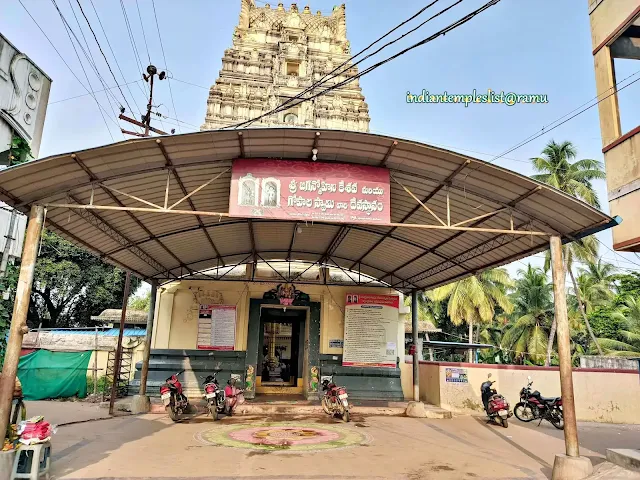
[480,373,512,428]
[321,376,350,422]
[514,376,564,430]
[160,370,189,422]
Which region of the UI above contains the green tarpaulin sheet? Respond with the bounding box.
[18,350,91,400]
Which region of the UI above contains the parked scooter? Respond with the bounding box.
[321,376,350,422]
[480,373,512,428]
[224,377,245,416]
[203,373,226,421]
[514,376,564,430]
[160,370,189,422]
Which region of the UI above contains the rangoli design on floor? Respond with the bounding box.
[195,422,369,452]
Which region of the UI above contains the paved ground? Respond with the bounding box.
[24,401,111,425]
[18,402,640,479]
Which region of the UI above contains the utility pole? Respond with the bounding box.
[0,208,18,279]
[119,65,173,138]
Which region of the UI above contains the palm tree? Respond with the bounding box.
[595,298,640,356]
[431,269,514,362]
[503,265,554,365]
[531,140,606,363]
[530,140,606,207]
[574,260,617,314]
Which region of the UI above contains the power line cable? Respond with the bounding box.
[43,0,116,141]
[151,0,181,133]
[256,0,450,127]
[48,80,143,105]
[74,0,138,117]
[135,0,152,64]
[120,0,147,88]
[225,0,502,129]
[55,0,124,112]
[87,0,147,116]
[18,0,119,141]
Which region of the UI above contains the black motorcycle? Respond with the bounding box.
[203,373,226,421]
[513,375,564,430]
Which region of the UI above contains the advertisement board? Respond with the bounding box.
[229,158,390,225]
[342,294,400,368]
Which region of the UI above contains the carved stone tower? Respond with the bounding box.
[201,1,370,131]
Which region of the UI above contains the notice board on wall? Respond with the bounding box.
[342,294,400,368]
[197,305,236,350]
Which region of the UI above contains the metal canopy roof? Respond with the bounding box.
[0,128,616,293]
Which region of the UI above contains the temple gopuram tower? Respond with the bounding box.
[201,1,370,132]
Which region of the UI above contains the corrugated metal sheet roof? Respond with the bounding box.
[0,128,617,292]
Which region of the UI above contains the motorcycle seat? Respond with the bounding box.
[538,395,560,404]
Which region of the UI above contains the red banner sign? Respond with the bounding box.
[229,159,390,225]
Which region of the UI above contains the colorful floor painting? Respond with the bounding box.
[195,422,370,452]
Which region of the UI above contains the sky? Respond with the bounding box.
[2,0,640,293]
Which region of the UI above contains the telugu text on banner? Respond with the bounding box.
[197,305,236,350]
[342,294,400,368]
[229,159,390,225]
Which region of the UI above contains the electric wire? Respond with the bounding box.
[74,0,138,118]
[135,0,152,64]
[151,0,181,133]
[251,0,450,127]
[87,0,147,117]
[37,0,117,141]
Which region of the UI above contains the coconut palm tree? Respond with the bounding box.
[431,269,514,362]
[531,140,606,363]
[502,265,554,365]
[595,298,640,356]
[574,261,616,314]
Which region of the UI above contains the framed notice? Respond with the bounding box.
[445,368,468,383]
[342,294,400,368]
[197,305,236,350]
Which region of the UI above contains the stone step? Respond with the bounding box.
[136,398,451,418]
[607,449,640,473]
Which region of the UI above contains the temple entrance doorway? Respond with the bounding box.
[256,306,307,395]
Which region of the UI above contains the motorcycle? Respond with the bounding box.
[203,373,226,421]
[224,378,245,417]
[321,376,350,422]
[480,373,512,428]
[514,375,564,430]
[160,370,189,422]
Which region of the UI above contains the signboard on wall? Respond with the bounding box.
[342,294,400,368]
[445,368,468,383]
[229,159,390,225]
[197,305,236,350]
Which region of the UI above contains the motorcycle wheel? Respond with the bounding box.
[321,396,331,415]
[514,402,535,422]
[209,405,218,421]
[549,408,564,430]
[500,417,508,428]
[343,410,350,423]
[166,405,179,422]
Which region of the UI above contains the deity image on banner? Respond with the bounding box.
[238,173,259,206]
[261,178,281,207]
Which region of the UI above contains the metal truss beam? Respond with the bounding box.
[156,139,224,265]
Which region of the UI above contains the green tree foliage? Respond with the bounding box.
[0,264,20,365]
[502,265,553,365]
[27,231,140,328]
[128,291,151,312]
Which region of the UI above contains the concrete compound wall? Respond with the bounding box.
[416,361,640,424]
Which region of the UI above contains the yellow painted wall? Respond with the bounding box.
[588,0,637,50]
[154,279,402,354]
[420,362,640,424]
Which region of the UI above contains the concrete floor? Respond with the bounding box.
[40,408,640,480]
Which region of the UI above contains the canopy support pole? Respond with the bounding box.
[0,205,45,439]
[139,281,158,396]
[550,235,578,456]
[412,290,419,402]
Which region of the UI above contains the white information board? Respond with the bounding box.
[342,294,400,368]
[197,304,236,350]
